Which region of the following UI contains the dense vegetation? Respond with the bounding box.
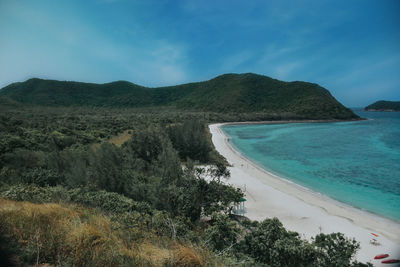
[0,73,358,120]
[364,100,400,111]
[0,106,371,266]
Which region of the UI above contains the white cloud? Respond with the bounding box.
[220,51,254,72]
[334,56,400,86]
[121,40,189,86]
[273,62,300,80]
[0,1,189,87]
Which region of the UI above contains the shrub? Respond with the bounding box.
[205,213,240,252]
[313,232,363,266]
[0,184,69,203]
[0,185,152,215]
[68,189,152,214]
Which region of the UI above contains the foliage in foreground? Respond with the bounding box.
[0,107,371,266]
[0,184,373,267]
[0,198,217,266]
[205,214,371,267]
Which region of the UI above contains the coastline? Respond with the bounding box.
[209,122,400,265]
[218,118,365,126]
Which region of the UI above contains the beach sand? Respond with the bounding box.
[209,123,400,266]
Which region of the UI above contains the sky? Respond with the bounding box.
[0,0,399,107]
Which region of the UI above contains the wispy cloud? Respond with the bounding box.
[0,0,399,105]
[130,41,189,86]
[0,1,189,87]
[273,62,300,81]
[220,51,254,72]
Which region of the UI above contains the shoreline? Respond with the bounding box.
[225,127,399,225]
[218,118,365,126]
[209,122,400,265]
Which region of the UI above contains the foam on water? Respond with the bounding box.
[222,110,400,221]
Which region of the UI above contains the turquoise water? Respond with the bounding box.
[222,110,400,221]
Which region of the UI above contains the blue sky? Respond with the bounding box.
[0,0,399,106]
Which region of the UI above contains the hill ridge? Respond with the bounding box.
[0,73,358,119]
[364,100,400,111]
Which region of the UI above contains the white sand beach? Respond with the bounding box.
[209,123,400,266]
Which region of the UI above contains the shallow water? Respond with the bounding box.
[222,110,400,221]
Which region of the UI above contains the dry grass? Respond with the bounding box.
[91,129,133,150]
[138,242,207,266]
[173,244,205,266]
[138,241,172,266]
[0,199,218,266]
[0,199,136,265]
[108,129,133,146]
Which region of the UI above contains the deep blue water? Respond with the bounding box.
[222,110,400,221]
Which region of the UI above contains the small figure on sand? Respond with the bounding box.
[369,233,381,246]
[370,238,380,246]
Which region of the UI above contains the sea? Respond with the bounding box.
[221,109,400,222]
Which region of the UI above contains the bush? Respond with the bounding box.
[0,185,152,215]
[235,217,317,266]
[235,218,371,267]
[0,184,69,203]
[20,168,60,186]
[205,213,240,252]
[69,189,152,214]
[313,232,365,267]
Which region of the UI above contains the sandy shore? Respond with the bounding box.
[209,123,400,266]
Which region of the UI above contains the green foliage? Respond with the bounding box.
[0,105,368,266]
[123,126,166,164]
[233,218,371,267]
[365,100,400,111]
[19,168,60,186]
[313,232,366,267]
[87,143,125,191]
[0,184,69,203]
[0,114,240,223]
[205,213,240,252]
[68,189,152,214]
[167,120,213,162]
[235,218,317,266]
[0,184,151,215]
[0,73,359,119]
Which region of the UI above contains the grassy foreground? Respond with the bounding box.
[0,198,216,266]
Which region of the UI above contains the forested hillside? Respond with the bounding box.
[0,106,370,266]
[364,100,400,111]
[0,73,358,120]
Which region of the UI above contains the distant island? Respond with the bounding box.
[364,100,400,112]
[0,73,358,120]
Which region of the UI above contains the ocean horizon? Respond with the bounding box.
[222,109,400,222]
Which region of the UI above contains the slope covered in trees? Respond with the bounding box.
[0,106,370,266]
[0,73,358,120]
[364,100,400,111]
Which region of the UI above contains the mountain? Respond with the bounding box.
[364,100,400,111]
[0,73,358,119]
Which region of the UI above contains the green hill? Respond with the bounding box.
[0,73,358,119]
[364,100,400,111]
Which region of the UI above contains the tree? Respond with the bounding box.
[313,233,367,267]
[167,120,212,162]
[122,127,164,165]
[236,218,317,266]
[205,213,240,252]
[87,143,125,192]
